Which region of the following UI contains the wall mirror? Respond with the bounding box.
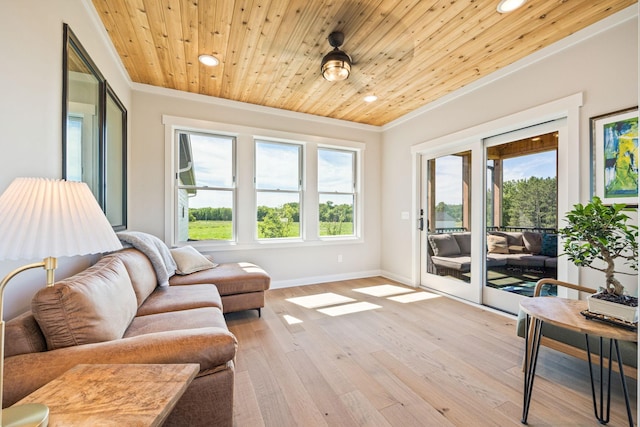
[62,24,127,230]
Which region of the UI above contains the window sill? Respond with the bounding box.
[180,236,363,252]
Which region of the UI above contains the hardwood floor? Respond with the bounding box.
[225,277,637,426]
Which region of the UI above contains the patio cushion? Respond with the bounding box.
[453,232,471,254]
[428,234,461,256]
[431,255,470,272]
[540,233,558,257]
[487,234,509,254]
[522,231,543,254]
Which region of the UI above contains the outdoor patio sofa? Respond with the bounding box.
[427,230,558,279]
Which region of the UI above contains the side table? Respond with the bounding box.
[14,363,199,427]
[520,297,636,426]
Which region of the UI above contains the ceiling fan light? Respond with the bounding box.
[321,49,351,81]
[198,54,219,66]
[497,0,527,13]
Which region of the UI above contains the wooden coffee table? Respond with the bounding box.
[14,364,199,427]
[520,297,637,426]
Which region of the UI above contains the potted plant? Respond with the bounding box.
[558,197,638,322]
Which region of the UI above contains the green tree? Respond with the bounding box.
[258,204,298,238]
[502,177,556,228]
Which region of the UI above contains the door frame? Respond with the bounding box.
[411,93,583,298]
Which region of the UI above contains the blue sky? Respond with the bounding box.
[185,135,354,209]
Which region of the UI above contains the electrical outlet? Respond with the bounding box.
[337,254,343,263]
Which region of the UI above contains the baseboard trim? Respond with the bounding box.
[270,270,382,289]
[378,270,416,287]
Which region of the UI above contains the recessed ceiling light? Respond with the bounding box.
[198,54,219,66]
[497,0,527,13]
[363,95,378,103]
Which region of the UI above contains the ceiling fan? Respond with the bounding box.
[321,31,352,82]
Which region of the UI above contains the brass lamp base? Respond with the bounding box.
[2,403,49,427]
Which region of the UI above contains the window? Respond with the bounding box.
[255,140,302,239]
[164,115,365,248]
[175,131,235,243]
[318,148,356,237]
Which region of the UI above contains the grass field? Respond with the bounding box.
[188,220,353,240]
[188,220,233,240]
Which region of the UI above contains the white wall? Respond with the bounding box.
[130,88,382,287]
[380,7,639,294]
[0,0,131,318]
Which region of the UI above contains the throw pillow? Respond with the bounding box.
[32,257,137,350]
[522,231,543,254]
[452,232,472,255]
[540,233,558,257]
[427,234,461,257]
[487,234,509,254]
[171,245,217,275]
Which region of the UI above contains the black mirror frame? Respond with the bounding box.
[62,23,127,230]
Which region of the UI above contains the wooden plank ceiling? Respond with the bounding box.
[91,0,636,126]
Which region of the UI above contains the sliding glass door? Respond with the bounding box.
[420,150,480,303]
[418,119,569,313]
[482,119,566,313]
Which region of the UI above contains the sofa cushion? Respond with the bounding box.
[545,257,558,269]
[487,234,509,254]
[170,245,217,275]
[452,232,471,255]
[504,254,547,268]
[428,234,461,256]
[540,233,558,257]
[137,284,223,316]
[32,257,137,350]
[169,262,271,296]
[104,248,158,307]
[485,254,508,267]
[124,307,228,338]
[522,231,543,254]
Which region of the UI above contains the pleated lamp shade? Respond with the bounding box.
[0,178,122,260]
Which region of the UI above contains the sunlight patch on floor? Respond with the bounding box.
[283,314,303,324]
[353,284,415,297]
[317,302,382,317]
[286,292,356,309]
[387,291,441,303]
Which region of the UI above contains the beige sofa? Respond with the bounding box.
[4,247,269,426]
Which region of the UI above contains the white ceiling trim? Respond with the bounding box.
[133,82,381,133]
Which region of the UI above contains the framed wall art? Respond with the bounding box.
[590,106,638,206]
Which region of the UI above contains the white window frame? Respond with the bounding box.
[317,146,358,239]
[174,129,237,244]
[163,115,365,251]
[254,138,304,241]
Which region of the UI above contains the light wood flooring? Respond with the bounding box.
[225,277,637,426]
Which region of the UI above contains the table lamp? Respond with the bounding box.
[0,178,123,426]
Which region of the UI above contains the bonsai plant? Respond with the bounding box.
[558,197,638,320]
